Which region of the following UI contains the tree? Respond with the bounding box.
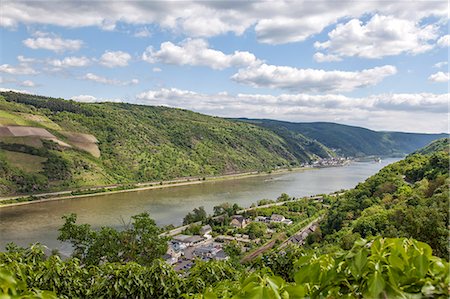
[183,206,207,225]
[276,193,290,202]
[58,213,168,266]
[245,222,267,239]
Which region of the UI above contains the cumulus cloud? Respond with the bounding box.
[48,56,91,68]
[135,88,448,132]
[1,1,447,45]
[23,32,83,53]
[82,73,139,86]
[437,35,450,47]
[71,95,98,102]
[314,14,438,60]
[428,72,450,82]
[100,51,132,68]
[0,63,38,75]
[231,64,397,92]
[313,52,341,63]
[152,67,162,72]
[142,39,261,70]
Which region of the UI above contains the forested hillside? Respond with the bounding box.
[0,91,445,196]
[414,137,449,155]
[0,92,330,195]
[238,119,446,157]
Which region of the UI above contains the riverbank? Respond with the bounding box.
[0,166,318,208]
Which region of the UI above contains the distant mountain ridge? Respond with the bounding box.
[0,91,445,195]
[236,119,447,157]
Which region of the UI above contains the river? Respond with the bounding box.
[0,158,399,253]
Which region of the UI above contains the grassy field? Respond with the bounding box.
[2,150,47,173]
[0,110,33,126]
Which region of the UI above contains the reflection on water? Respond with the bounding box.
[0,158,399,253]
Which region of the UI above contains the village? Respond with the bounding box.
[161,194,327,271]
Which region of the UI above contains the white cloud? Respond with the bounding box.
[71,95,98,103]
[1,1,446,45]
[17,56,37,63]
[71,94,122,103]
[48,56,91,68]
[135,88,448,132]
[313,52,341,63]
[314,14,438,60]
[434,61,448,68]
[142,39,261,70]
[23,32,83,53]
[428,71,450,82]
[0,87,31,94]
[0,64,38,75]
[19,80,36,87]
[437,35,450,47]
[152,67,162,72]
[134,27,151,38]
[100,51,132,68]
[82,73,139,86]
[231,64,397,92]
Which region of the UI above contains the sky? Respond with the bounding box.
[0,1,448,133]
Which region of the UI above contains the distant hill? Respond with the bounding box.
[236,119,447,157]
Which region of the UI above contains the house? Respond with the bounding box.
[200,225,212,237]
[172,234,204,247]
[230,215,248,228]
[270,214,285,222]
[255,216,270,223]
[163,254,178,265]
[193,244,220,259]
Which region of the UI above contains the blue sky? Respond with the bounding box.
[0,1,448,133]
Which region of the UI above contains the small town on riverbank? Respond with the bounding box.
[160,193,329,272]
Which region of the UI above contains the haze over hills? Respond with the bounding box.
[237,119,447,157]
[0,91,445,195]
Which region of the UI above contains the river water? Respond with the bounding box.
[0,158,399,253]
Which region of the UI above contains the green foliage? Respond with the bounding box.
[183,206,208,225]
[321,150,450,258]
[57,213,168,266]
[213,203,242,217]
[186,260,242,294]
[191,238,449,298]
[245,222,267,239]
[413,137,449,155]
[0,268,57,299]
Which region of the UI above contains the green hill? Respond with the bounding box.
[237,119,446,157]
[0,92,328,195]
